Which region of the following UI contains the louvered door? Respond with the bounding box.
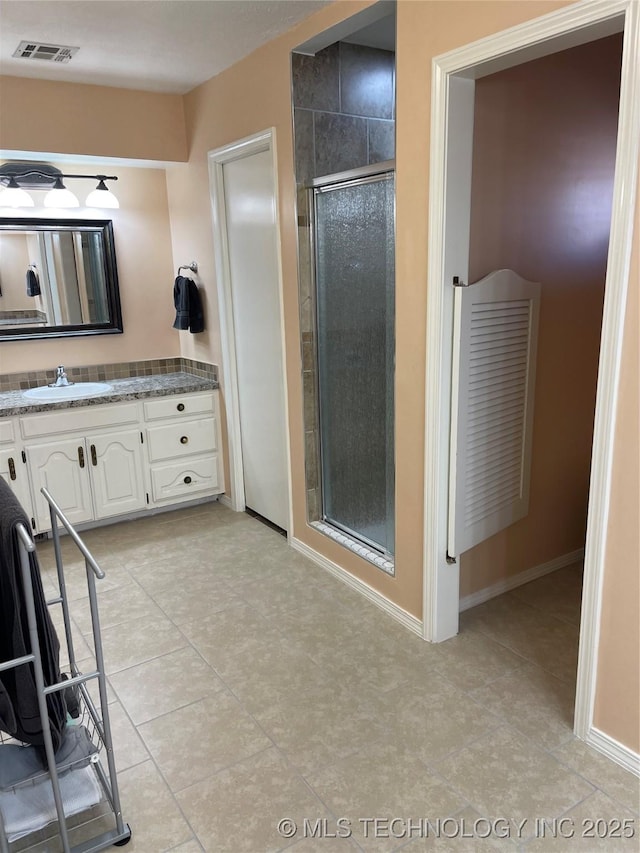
[448,269,540,558]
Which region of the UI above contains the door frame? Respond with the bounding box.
[208,129,293,534]
[423,0,639,752]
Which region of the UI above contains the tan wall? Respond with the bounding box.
[0,163,180,374]
[0,76,187,162]
[593,171,640,754]
[0,233,32,311]
[460,35,623,597]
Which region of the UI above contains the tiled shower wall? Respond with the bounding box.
[292,40,396,522]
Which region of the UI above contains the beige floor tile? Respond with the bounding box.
[180,605,284,669]
[138,691,271,792]
[470,662,576,750]
[379,679,502,765]
[307,740,466,852]
[128,550,224,593]
[113,535,193,571]
[289,836,360,851]
[525,789,639,851]
[109,646,224,724]
[176,747,327,853]
[551,739,640,814]
[117,759,192,851]
[99,614,189,674]
[169,841,205,852]
[460,595,579,684]
[234,575,338,617]
[212,639,324,715]
[253,682,387,775]
[431,628,527,691]
[149,578,243,626]
[107,700,150,772]
[508,562,583,626]
[73,580,166,635]
[435,726,594,835]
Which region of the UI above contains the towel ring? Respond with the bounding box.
[178,261,198,275]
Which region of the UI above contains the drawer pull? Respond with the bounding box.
[177,403,185,412]
[90,444,98,467]
[78,446,85,468]
[180,435,189,445]
[183,476,192,484]
[8,457,16,481]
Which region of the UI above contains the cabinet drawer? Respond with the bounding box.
[146,418,216,462]
[150,456,220,502]
[0,420,15,444]
[21,402,140,439]
[143,393,214,422]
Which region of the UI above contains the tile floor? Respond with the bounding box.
[11,501,640,852]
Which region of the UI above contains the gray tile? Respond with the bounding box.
[314,112,368,177]
[339,43,395,119]
[294,108,315,184]
[292,44,340,112]
[368,119,395,164]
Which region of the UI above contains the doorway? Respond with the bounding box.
[209,130,291,532]
[423,0,639,756]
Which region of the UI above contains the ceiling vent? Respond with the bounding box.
[12,41,79,63]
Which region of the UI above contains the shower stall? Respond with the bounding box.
[311,163,395,558]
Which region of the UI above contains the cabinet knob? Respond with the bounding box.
[180,435,189,445]
[183,476,192,484]
[78,446,85,468]
[177,403,185,412]
[8,457,16,481]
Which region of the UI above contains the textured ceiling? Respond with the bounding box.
[0,0,331,94]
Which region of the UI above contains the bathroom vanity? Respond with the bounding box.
[0,374,224,533]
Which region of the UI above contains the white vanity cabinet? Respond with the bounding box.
[21,402,147,532]
[0,419,33,521]
[143,392,222,504]
[11,388,224,533]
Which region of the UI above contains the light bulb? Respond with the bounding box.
[85,180,119,209]
[0,177,35,208]
[44,177,80,208]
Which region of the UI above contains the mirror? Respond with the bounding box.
[0,218,122,340]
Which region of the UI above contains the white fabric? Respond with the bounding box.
[0,763,102,842]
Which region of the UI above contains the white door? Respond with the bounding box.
[88,429,147,519]
[448,269,541,558]
[26,439,93,531]
[0,449,33,520]
[221,148,289,530]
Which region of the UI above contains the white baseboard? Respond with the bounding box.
[291,537,422,636]
[584,726,640,778]
[219,494,234,510]
[459,548,585,613]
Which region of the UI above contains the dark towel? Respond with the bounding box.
[0,477,66,755]
[172,275,204,334]
[26,269,41,297]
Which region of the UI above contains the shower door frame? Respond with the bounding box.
[310,160,396,560]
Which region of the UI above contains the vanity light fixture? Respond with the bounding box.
[0,176,35,208]
[0,163,119,209]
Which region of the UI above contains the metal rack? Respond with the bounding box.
[0,487,131,852]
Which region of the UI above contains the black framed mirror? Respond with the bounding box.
[0,218,123,340]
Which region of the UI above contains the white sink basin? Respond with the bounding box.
[23,382,113,402]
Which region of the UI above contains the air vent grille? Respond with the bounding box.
[12,41,79,63]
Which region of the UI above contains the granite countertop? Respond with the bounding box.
[0,372,218,418]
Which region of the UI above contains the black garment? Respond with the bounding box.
[172,275,204,334]
[0,478,66,753]
[26,269,41,297]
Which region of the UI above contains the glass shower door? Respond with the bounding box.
[314,169,395,556]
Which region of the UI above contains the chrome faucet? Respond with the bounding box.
[50,365,74,387]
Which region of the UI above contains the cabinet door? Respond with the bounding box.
[0,449,33,521]
[26,440,93,532]
[87,428,147,519]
